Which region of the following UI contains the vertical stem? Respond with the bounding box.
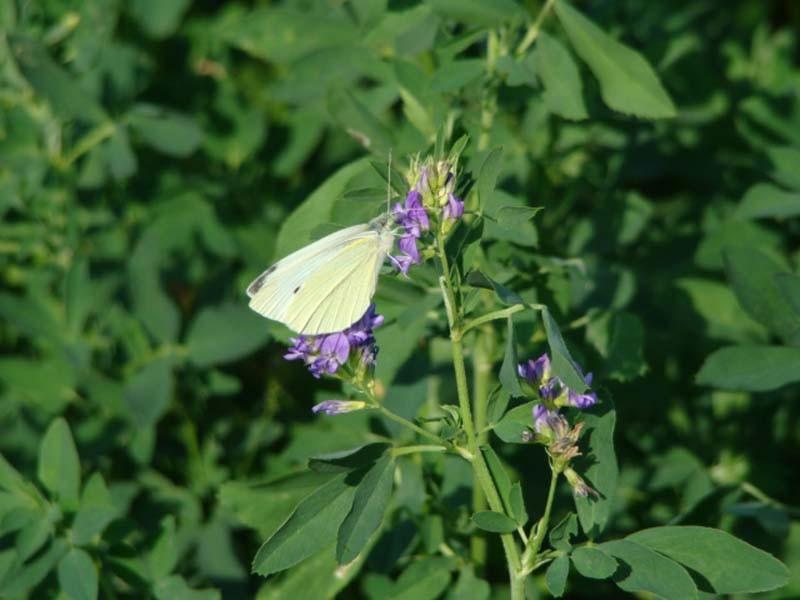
[478,30,500,151]
[437,238,524,598]
[471,327,494,569]
[522,469,560,573]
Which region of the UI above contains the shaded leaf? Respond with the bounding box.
[57,548,97,600]
[696,345,800,391]
[471,511,517,533]
[571,546,617,579]
[629,526,789,594]
[545,555,570,597]
[252,473,357,576]
[554,1,676,118]
[532,32,588,120]
[573,400,617,538]
[600,539,698,600]
[337,455,395,564]
[37,418,81,510]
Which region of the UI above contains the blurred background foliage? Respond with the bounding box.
[1,0,799,598]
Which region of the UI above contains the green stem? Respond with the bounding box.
[478,30,501,151]
[516,0,556,57]
[373,405,447,446]
[57,120,117,168]
[462,303,543,335]
[470,326,494,570]
[391,444,449,457]
[437,237,524,598]
[522,468,559,574]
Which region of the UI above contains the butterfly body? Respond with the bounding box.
[247,216,394,335]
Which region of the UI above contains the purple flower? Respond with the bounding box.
[394,189,429,237]
[443,193,464,221]
[519,353,599,409]
[284,304,383,378]
[567,372,598,409]
[518,354,551,385]
[392,187,430,274]
[312,400,366,415]
[533,404,563,434]
[518,354,560,401]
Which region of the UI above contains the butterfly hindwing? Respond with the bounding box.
[284,235,384,334]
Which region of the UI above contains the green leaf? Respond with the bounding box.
[480,445,514,515]
[466,270,524,306]
[493,401,535,444]
[328,88,394,155]
[675,278,768,343]
[337,456,394,565]
[185,303,270,367]
[474,147,503,208]
[128,103,203,157]
[220,7,357,64]
[767,146,800,190]
[549,513,579,551]
[585,312,647,381]
[723,245,799,343]
[309,443,390,473]
[252,472,357,576]
[275,159,371,257]
[72,473,117,546]
[726,502,790,538]
[148,516,178,581]
[105,126,137,180]
[447,566,490,600]
[483,192,541,247]
[427,0,522,26]
[532,32,588,120]
[737,183,800,219]
[431,59,485,92]
[392,557,452,600]
[57,548,98,600]
[545,555,570,597]
[37,418,81,510]
[509,482,527,526]
[1,538,68,597]
[542,307,588,393]
[554,1,676,119]
[128,0,191,38]
[696,345,800,391]
[571,546,617,579]
[124,358,173,428]
[628,526,790,594]
[219,471,336,539]
[8,35,106,122]
[573,400,617,538]
[776,273,800,316]
[153,575,220,600]
[499,317,523,397]
[600,539,698,600]
[472,511,518,533]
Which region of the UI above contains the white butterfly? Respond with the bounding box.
[246,215,395,335]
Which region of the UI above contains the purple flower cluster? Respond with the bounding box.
[390,160,465,275]
[518,353,598,438]
[392,185,429,275]
[518,353,598,410]
[284,305,384,378]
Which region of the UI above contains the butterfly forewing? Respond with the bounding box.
[247,223,391,335]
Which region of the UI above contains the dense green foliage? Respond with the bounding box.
[1,0,799,598]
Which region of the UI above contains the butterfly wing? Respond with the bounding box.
[247,223,389,334]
